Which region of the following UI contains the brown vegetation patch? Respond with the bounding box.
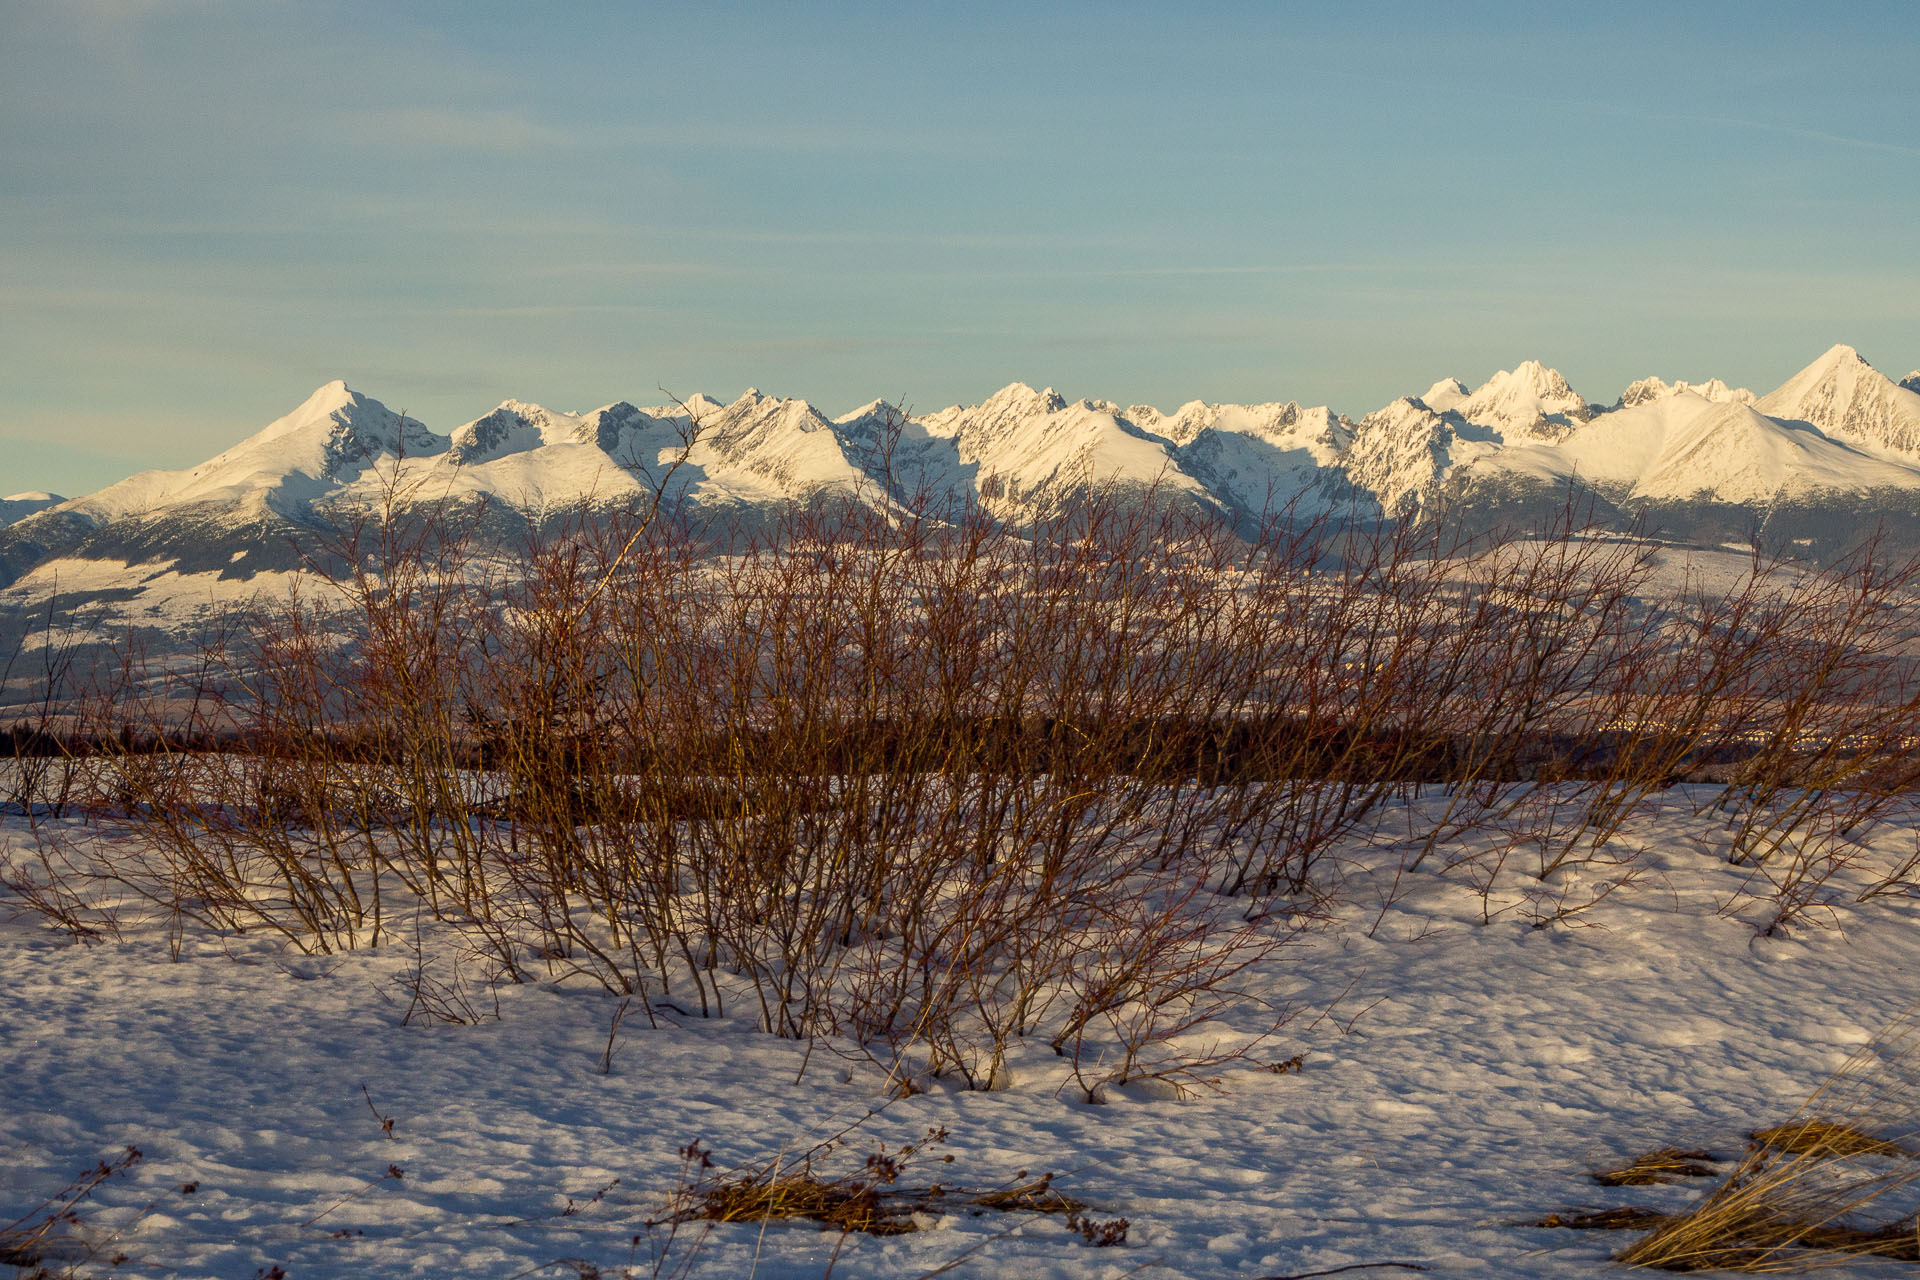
[1749,1119,1909,1159]
[685,1170,1087,1237]
[1592,1148,1722,1187]
[656,1131,1093,1241]
[1533,1206,1672,1231]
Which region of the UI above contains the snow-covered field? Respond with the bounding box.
[6,792,1920,1279]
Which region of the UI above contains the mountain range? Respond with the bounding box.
[6,344,1920,599]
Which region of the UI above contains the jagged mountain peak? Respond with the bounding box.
[1757,343,1920,459]
[253,379,363,441]
[1814,342,1868,370]
[670,393,725,418]
[570,402,655,455]
[587,400,645,423]
[275,376,351,415]
[210,382,443,480]
[720,391,833,432]
[1904,371,1920,394]
[1365,396,1441,425]
[1453,360,1591,440]
[32,382,447,527]
[1486,359,1577,400]
[1421,378,1469,412]
[1619,376,1756,409]
[1620,377,1676,408]
[448,400,589,465]
[980,381,1068,413]
[1145,398,1323,438]
[835,398,903,425]
[1346,397,1464,518]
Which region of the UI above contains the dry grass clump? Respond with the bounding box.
[1593,1148,1723,1187]
[693,1169,924,1237]
[1749,1121,1909,1160]
[1618,1007,1920,1271]
[654,1132,1090,1241]
[688,1170,1085,1237]
[1536,1206,1673,1231]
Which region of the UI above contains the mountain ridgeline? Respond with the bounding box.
[7,344,1920,590]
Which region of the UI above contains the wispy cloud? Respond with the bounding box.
[1701,116,1920,161]
[1437,79,1920,163]
[1083,262,1496,279]
[435,303,670,319]
[533,261,736,280]
[334,108,572,153]
[582,119,959,156]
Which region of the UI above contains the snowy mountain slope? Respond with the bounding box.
[0,384,451,589]
[1618,376,1755,408]
[1544,391,1727,491]
[427,401,660,515]
[1445,390,1735,503]
[1344,396,1496,517]
[1348,349,1920,521]
[686,389,880,506]
[0,492,63,527]
[69,381,443,523]
[1449,360,1596,442]
[1632,398,1920,504]
[918,383,1216,514]
[446,399,591,465]
[1130,400,1359,520]
[1420,376,1469,413]
[1339,362,1607,516]
[830,400,978,511]
[1756,343,1920,461]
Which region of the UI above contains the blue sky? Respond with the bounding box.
[4,0,1917,495]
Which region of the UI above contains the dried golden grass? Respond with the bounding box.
[656,1127,1090,1243]
[696,1171,918,1236]
[1618,1007,1920,1271]
[688,1171,1087,1236]
[1749,1121,1909,1160]
[1593,1148,1722,1187]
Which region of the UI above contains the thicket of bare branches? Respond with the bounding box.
[11,466,1920,1086]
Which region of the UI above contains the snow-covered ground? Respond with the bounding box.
[5,792,1920,1279]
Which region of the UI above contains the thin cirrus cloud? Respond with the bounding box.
[331,107,574,153]
[324,110,945,158]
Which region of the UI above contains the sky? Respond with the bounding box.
[3,0,1918,497]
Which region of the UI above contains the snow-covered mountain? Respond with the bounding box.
[0,492,63,527]
[1448,359,1597,443]
[63,381,445,524]
[1756,344,1920,460]
[5,345,1920,598]
[1617,376,1755,408]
